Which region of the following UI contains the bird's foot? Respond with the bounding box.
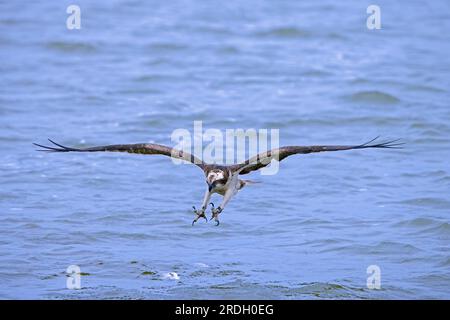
[209,203,222,226]
[192,206,208,226]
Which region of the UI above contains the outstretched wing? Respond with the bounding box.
[34,139,207,170]
[229,137,404,175]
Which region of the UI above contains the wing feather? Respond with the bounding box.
[230,137,404,175]
[33,139,206,170]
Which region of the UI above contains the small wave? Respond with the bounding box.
[321,241,421,255]
[192,25,236,36]
[297,218,333,226]
[0,18,23,26]
[254,27,310,38]
[406,84,446,93]
[263,118,334,128]
[346,91,400,105]
[44,41,98,53]
[302,69,334,77]
[89,230,160,241]
[411,274,450,296]
[144,42,187,52]
[215,45,240,55]
[438,257,450,267]
[395,217,439,227]
[424,222,450,237]
[115,87,162,95]
[132,74,175,83]
[288,282,367,299]
[394,217,450,237]
[263,115,402,128]
[396,197,450,210]
[369,241,421,254]
[194,263,209,268]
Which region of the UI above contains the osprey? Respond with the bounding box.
[34,137,402,226]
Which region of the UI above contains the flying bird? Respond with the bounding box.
[33,137,403,226]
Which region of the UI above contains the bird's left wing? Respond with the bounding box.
[34,139,207,170]
[229,137,403,175]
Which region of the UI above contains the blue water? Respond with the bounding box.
[1,0,449,299]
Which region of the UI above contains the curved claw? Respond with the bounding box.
[192,215,207,226]
[192,205,208,226]
[210,206,222,226]
[209,202,214,208]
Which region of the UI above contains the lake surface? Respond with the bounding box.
[0,0,449,299]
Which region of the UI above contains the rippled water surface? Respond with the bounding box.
[1,1,450,299]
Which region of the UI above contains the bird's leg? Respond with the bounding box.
[192,188,212,226]
[209,188,235,226]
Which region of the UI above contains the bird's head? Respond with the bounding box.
[206,169,227,192]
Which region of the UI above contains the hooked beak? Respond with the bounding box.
[208,182,215,192]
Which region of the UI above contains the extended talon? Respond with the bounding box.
[210,214,220,226]
[192,214,207,226]
[192,206,208,226]
[210,206,222,226]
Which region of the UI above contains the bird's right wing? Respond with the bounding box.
[34,139,207,170]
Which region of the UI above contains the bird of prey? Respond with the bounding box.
[34,137,402,226]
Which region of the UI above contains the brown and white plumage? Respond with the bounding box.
[34,137,403,225]
[34,139,207,170]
